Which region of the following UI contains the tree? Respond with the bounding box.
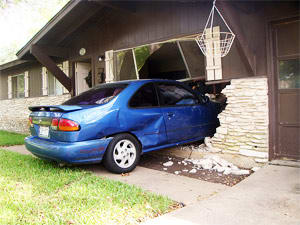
[0,0,69,64]
[0,0,28,9]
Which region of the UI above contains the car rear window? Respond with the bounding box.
[63,83,128,105]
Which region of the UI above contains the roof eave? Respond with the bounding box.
[0,59,28,71]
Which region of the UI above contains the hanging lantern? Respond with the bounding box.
[196,0,235,58]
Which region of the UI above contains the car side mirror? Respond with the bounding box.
[200,95,209,104]
[204,96,209,103]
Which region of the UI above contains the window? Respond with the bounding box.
[179,40,206,78]
[109,36,209,82]
[279,59,300,89]
[63,83,128,105]
[12,74,25,98]
[113,50,137,81]
[134,42,188,80]
[42,62,69,96]
[158,83,198,106]
[48,72,64,96]
[129,83,158,108]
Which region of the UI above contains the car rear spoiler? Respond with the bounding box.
[29,105,83,112]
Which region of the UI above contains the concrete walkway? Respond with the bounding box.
[143,164,300,225]
[83,164,228,205]
[2,145,228,205]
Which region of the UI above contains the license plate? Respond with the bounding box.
[39,126,49,139]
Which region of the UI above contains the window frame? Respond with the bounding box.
[113,35,202,82]
[155,81,202,108]
[128,82,161,109]
[113,49,138,81]
[277,56,300,90]
[11,73,25,99]
[47,64,65,96]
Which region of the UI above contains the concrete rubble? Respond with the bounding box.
[163,161,174,167]
[180,137,221,153]
[189,169,197,174]
[251,167,261,172]
[163,154,258,176]
[184,155,251,175]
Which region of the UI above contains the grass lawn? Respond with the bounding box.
[0,150,176,225]
[0,130,27,146]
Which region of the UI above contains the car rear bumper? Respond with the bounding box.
[25,136,112,164]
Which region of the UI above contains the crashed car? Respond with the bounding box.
[25,79,220,173]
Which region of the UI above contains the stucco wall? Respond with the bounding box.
[0,95,71,134]
[211,77,269,160]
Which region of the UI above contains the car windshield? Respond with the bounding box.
[63,83,128,105]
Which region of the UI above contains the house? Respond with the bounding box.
[0,0,299,162]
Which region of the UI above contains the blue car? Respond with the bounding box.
[25,79,220,173]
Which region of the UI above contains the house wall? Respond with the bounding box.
[211,77,269,160]
[0,63,70,133]
[67,2,252,81]
[65,1,297,83]
[0,94,70,134]
[0,63,43,100]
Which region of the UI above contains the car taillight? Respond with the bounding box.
[58,118,80,131]
[29,117,33,127]
[51,118,59,130]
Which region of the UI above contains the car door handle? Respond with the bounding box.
[167,112,175,119]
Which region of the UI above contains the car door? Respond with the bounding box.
[126,82,167,151]
[157,82,210,143]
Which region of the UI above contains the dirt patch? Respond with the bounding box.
[139,153,252,187]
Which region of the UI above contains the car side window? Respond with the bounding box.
[158,83,198,106]
[129,83,159,108]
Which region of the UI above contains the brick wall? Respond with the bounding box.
[0,95,71,134]
[211,77,269,160]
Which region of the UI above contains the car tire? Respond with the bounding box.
[103,133,141,174]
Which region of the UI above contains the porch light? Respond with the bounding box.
[79,48,86,56]
[98,55,105,62]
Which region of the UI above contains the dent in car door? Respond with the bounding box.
[122,83,167,151]
[160,106,192,142]
[158,83,203,143]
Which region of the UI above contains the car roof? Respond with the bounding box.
[93,79,182,89]
[103,79,180,85]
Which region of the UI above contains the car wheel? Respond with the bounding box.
[103,133,141,174]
